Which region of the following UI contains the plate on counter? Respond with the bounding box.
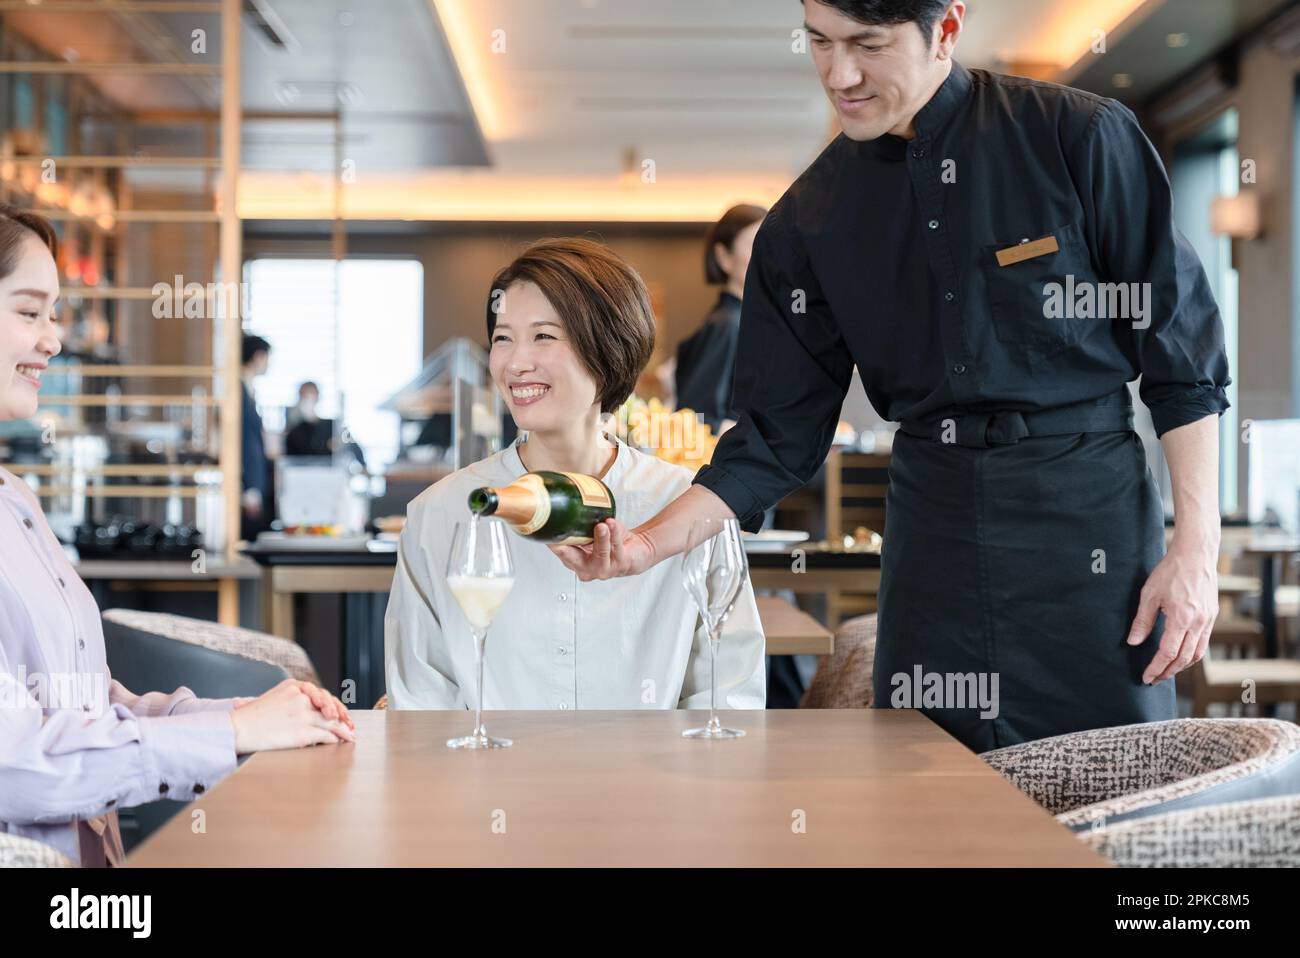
[741,530,811,553]
[253,531,373,551]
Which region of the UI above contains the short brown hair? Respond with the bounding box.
[0,204,57,280]
[704,204,766,285]
[486,237,656,415]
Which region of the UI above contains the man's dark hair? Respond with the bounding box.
[804,0,950,40]
[242,333,271,366]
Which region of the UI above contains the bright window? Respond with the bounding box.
[242,258,423,470]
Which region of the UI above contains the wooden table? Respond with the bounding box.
[1218,530,1300,657]
[127,709,1106,868]
[754,596,833,654]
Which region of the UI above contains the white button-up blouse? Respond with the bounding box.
[0,466,238,867]
[384,434,767,710]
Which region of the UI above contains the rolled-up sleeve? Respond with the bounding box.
[383,499,462,709]
[0,650,236,827]
[1073,99,1231,437]
[692,210,855,531]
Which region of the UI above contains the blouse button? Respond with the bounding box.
[58,577,66,588]
[23,518,33,529]
[78,638,86,650]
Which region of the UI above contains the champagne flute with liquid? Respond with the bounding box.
[445,516,516,749]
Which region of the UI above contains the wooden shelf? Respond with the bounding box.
[42,365,218,377]
[0,1,220,9]
[15,464,215,478]
[62,287,189,300]
[8,0,245,623]
[0,62,220,75]
[34,486,219,498]
[40,395,221,406]
[37,210,220,223]
[5,155,221,168]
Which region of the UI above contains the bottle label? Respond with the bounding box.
[515,474,551,535]
[560,471,612,509]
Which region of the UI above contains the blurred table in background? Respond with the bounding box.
[242,543,870,706]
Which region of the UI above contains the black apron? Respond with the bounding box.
[872,391,1176,753]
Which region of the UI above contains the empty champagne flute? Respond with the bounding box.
[445,516,515,749]
[680,517,749,739]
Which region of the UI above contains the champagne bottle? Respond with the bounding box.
[468,471,616,544]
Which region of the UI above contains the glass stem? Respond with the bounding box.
[709,634,719,730]
[473,631,486,738]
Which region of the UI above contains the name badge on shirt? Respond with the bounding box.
[995,235,1059,267]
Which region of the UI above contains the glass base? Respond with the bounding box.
[447,732,512,749]
[683,725,745,739]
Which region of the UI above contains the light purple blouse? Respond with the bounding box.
[0,466,238,866]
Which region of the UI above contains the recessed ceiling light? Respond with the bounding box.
[1112,73,1133,88]
[338,11,354,27]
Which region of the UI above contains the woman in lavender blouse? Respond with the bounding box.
[0,206,356,866]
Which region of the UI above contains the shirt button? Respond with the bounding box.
[913,149,926,158]
[78,637,85,650]
[928,219,940,230]
[58,578,66,588]
[23,518,33,529]
[944,291,956,302]
[953,364,968,375]
[159,782,170,794]
[194,784,205,795]
[82,704,91,712]
[558,593,567,602]
[557,647,567,655]
[558,702,569,710]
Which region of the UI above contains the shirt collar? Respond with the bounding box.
[504,430,628,487]
[869,60,972,159]
[911,60,972,139]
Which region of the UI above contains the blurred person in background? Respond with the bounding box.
[240,333,273,540]
[674,204,767,433]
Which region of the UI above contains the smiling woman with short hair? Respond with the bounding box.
[0,205,357,867]
[384,237,766,711]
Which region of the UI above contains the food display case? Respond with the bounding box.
[381,337,504,474]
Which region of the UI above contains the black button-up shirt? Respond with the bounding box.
[694,61,1231,532]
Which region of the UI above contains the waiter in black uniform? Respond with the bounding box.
[553,0,1229,752]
